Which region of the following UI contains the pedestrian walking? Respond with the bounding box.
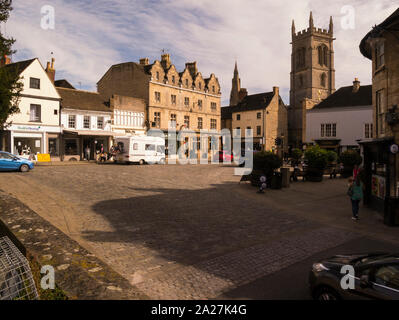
[347,175,363,221]
[353,164,360,180]
[84,146,91,161]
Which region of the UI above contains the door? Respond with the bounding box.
[144,143,156,163]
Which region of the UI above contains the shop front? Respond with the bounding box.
[360,138,399,225]
[62,130,114,161]
[5,124,61,161]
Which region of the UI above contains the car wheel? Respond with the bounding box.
[139,159,145,165]
[314,286,341,301]
[20,164,30,173]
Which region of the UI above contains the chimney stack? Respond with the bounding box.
[161,54,171,69]
[185,61,198,78]
[273,86,279,96]
[139,58,149,65]
[45,58,55,83]
[0,55,11,67]
[352,78,360,93]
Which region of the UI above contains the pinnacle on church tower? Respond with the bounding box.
[329,16,333,34]
[309,11,314,29]
[292,19,295,35]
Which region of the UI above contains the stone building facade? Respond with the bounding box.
[222,63,288,155]
[289,12,336,148]
[359,8,399,221]
[97,54,221,156]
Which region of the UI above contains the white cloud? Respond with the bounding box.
[5,0,398,104]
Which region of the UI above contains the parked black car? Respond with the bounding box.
[309,252,399,300]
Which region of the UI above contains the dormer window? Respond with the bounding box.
[198,82,202,90]
[185,79,189,87]
[172,75,175,84]
[156,71,160,81]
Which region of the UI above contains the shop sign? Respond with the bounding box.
[37,154,51,162]
[371,174,386,199]
[16,126,41,131]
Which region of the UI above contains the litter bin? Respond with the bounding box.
[271,172,282,189]
[384,197,399,226]
[280,168,290,188]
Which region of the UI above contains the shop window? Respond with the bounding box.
[30,104,41,122]
[48,138,59,156]
[14,138,41,157]
[29,77,40,89]
[64,139,78,155]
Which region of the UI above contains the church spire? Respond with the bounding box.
[230,61,241,106]
[329,16,333,34]
[292,19,296,35]
[309,11,314,29]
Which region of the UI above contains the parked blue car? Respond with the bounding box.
[0,151,34,172]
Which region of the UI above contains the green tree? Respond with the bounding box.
[0,0,22,131]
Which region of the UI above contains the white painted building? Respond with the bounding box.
[109,94,146,136]
[306,79,373,153]
[57,87,114,161]
[0,58,62,159]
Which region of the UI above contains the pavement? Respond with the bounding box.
[0,163,398,299]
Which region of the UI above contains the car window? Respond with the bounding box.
[0,152,13,159]
[157,145,165,153]
[374,264,399,290]
[145,144,155,151]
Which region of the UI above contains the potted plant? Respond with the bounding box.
[339,150,362,178]
[291,148,303,166]
[304,145,328,182]
[251,151,283,188]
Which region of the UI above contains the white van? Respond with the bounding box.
[114,136,166,165]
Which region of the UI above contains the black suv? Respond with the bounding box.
[309,253,399,300]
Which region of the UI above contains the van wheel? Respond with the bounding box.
[20,164,30,172]
[139,159,145,165]
[159,158,166,165]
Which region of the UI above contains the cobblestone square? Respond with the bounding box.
[0,164,398,299]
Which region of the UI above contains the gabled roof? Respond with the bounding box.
[312,85,372,110]
[2,58,36,75]
[360,8,399,59]
[57,87,111,113]
[221,92,276,120]
[55,79,75,89]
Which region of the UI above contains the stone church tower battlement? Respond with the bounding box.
[289,12,336,147]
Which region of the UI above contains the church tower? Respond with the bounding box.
[230,61,241,106]
[289,12,335,147]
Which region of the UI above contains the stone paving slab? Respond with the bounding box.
[135,227,360,299]
[0,190,148,300]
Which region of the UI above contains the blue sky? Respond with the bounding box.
[4,0,398,105]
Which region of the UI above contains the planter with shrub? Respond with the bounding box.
[250,151,282,188]
[339,150,362,178]
[304,145,328,182]
[291,148,303,166]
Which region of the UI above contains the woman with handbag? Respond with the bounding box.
[347,176,363,221]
